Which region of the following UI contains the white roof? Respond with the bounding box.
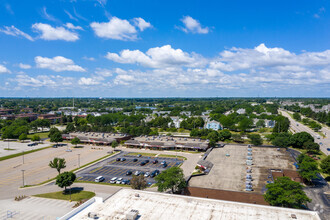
[69,189,320,220]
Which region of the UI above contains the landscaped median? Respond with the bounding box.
[34,189,95,201]
[0,146,51,161]
[158,154,187,160]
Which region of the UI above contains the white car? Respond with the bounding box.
[95,176,105,182]
[116,178,123,184]
[144,172,150,177]
[134,171,141,176]
[110,177,117,183]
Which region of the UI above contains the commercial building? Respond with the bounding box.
[62,189,320,220]
[62,132,132,145]
[125,136,209,151]
[204,120,222,130]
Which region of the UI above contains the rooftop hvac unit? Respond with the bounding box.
[247,156,253,160]
[246,161,253,165]
[248,148,252,152]
[247,169,252,173]
[245,180,252,184]
[247,152,252,156]
[248,144,251,148]
[126,209,139,220]
[87,212,98,219]
[246,174,252,179]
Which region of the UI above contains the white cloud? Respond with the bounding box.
[0,64,10,73]
[95,68,113,77]
[32,23,79,41]
[11,74,75,88]
[78,76,103,85]
[65,23,83,30]
[106,45,206,68]
[82,56,95,61]
[179,16,209,34]
[5,4,14,15]
[41,7,59,22]
[35,56,86,72]
[90,17,151,40]
[0,25,34,41]
[19,63,32,69]
[64,10,78,21]
[133,18,152,31]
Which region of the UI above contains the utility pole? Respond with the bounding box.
[21,170,25,187]
[22,151,24,164]
[78,154,80,168]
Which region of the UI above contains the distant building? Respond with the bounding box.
[180,111,191,117]
[204,120,222,130]
[168,116,183,128]
[152,110,171,116]
[38,114,61,124]
[236,109,246,114]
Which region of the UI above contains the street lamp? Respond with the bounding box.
[22,151,24,164]
[21,170,25,187]
[78,154,80,168]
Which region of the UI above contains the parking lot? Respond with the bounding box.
[0,141,50,157]
[77,151,184,186]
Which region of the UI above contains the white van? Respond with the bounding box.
[95,176,105,182]
[110,177,117,183]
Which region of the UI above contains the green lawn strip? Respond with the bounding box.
[33,190,95,201]
[22,152,118,188]
[75,180,131,187]
[157,154,187,160]
[126,152,157,157]
[0,146,51,161]
[27,132,50,139]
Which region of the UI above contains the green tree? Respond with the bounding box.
[19,133,27,141]
[219,129,231,141]
[238,117,253,131]
[65,123,75,133]
[71,137,80,147]
[50,131,63,144]
[293,112,301,121]
[55,171,76,191]
[49,127,60,137]
[273,116,290,133]
[320,156,330,175]
[303,141,320,153]
[232,133,243,143]
[290,132,314,149]
[31,134,41,142]
[155,167,186,193]
[297,154,319,182]
[131,175,148,190]
[264,177,311,208]
[111,140,119,149]
[256,119,265,128]
[49,157,66,174]
[271,136,291,148]
[248,134,263,146]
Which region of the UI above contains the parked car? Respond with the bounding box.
[28,143,37,147]
[116,158,121,161]
[95,176,105,182]
[144,172,150,177]
[120,158,126,162]
[140,162,146,166]
[152,160,158,164]
[134,171,141,176]
[162,163,167,168]
[133,158,138,162]
[110,177,117,183]
[116,178,123,184]
[327,148,330,151]
[122,179,130,185]
[150,170,160,178]
[161,160,166,165]
[144,160,149,163]
[126,170,132,175]
[137,154,142,157]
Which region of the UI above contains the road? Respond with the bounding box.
[280,110,329,156]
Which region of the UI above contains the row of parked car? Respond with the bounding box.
[27,142,38,147]
[126,169,160,178]
[116,157,168,167]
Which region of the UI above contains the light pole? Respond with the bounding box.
[22,151,24,164]
[21,170,25,187]
[7,140,9,150]
[78,154,80,168]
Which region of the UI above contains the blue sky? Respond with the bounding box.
[0,0,329,97]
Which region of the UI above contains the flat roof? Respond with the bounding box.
[69,189,320,220]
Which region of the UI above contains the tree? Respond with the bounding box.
[232,133,243,143]
[238,117,253,131]
[273,116,290,133]
[297,154,319,182]
[293,112,301,121]
[49,157,66,174]
[303,141,320,153]
[248,134,263,146]
[131,175,148,190]
[111,140,119,149]
[264,177,311,208]
[219,129,231,141]
[31,134,41,142]
[19,133,27,142]
[71,137,80,147]
[271,136,291,148]
[290,132,314,149]
[50,131,63,144]
[155,167,186,193]
[256,119,265,128]
[320,156,330,175]
[65,123,75,133]
[49,127,60,137]
[55,171,76,191]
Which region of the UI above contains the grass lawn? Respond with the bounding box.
[0,146,50,161]
[34,189,95,201]
[27,132,50,139]
[158,154,187,160]
[126,152,157,157]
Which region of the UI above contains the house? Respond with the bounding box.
[168,116,183,128]
[152,111,171,116]
[201,110,212,116]
[236,109,246,114]
[204,120,222,131]
[265,120,275,128]
[180,111,191,117]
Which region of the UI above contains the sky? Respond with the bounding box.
[0,0,329,98]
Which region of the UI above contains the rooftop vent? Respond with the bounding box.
[126,209,139,220]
